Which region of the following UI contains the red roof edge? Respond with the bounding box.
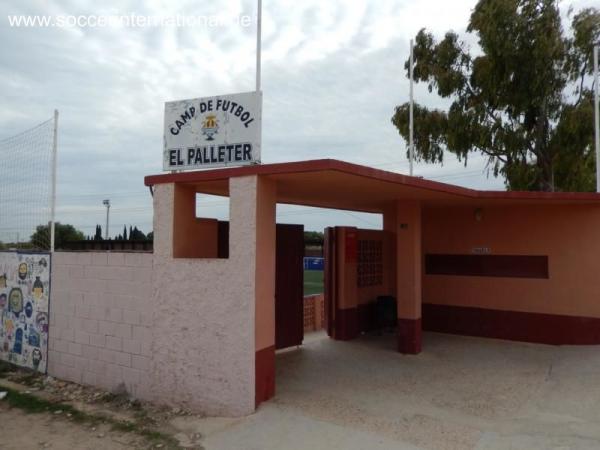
[144,159,600,202]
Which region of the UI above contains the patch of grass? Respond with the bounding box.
[4,387,60,413]
[304,269,324,296]
[15,372,40,386]
[110,420,137,433]
[4,388,93,422]
[134,408,157,427]
[140,429,175,443]
[2,387,179,448]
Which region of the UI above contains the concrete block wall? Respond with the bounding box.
[303,294,325,332]
[148,180,257,416]
[48,252,154,399]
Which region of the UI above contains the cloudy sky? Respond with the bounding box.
[0,0,594,238]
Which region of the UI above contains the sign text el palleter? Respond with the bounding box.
[163,91,261,171]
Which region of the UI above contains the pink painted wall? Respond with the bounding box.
[49,251,153,399]
[254,177,276,353]
[149,177,261,416]
[49,175,272,417]
[384,201,421,320]
[172,184,219,258]
[336,227,358,311]
[422,204,600,318]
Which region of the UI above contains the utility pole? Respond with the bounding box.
[409,39,414,177]
[102,199,110,240]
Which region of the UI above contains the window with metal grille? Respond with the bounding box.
[357,239,383,287]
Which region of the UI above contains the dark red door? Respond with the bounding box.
[275,224,304,350]
[324,227,337,338]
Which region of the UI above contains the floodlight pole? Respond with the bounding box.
[409,39,414,177]
[50,109,58,252]
[594,45,599,193]
[103,199,110,240]
[256,0,262,92]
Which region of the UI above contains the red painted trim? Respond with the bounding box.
[425,254,549,279]
[397,318,422,354]
[255,345,275,408]
[334,307,359,341]
[144,159,600,203]
[423,303,600,345]
[357,303,379,333]
[345,230,358,263]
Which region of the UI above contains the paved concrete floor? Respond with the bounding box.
[181,331,600,450]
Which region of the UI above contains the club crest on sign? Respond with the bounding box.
[201,115,219,141]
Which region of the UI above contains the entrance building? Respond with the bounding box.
[143,159,600,415]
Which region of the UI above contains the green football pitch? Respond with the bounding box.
[304,270,324,296]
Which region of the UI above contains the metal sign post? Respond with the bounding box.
[256,0,262,92]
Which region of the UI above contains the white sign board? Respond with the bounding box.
[163,91,262,171]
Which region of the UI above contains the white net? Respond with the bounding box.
[0,116,55,250]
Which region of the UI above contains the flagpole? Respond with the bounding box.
[256,0,262,92]
[409,39,414,176]
[594,44,599,193]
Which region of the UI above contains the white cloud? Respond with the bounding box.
[0,0,543,235]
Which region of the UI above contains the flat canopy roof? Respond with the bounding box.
[144,159,600,213]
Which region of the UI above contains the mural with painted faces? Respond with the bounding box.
[0,252,50,373]
[28,329,40,347]
[25,302,33,318]
[35,312,48,333]
[4,319,14,335]
[13,328,23,354]
[33,276,43,299]
[32,348,42,370]
[9,288,23,315]
[18,263,28,280]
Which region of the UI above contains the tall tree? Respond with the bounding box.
[30,223,85,250]
[94,225,103,241]
[123,225,128,241]
[304,231,324,246]
[129,226,146,240]
[392,0,600,191]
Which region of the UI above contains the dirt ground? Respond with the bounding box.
[3,331,600,449]
[0,404,148,450]
[0,370,201,449]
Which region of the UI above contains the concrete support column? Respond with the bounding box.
[254,176,277,407]
[149,179,262,416]
[384,200,422,354]
[333,227,359,340]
